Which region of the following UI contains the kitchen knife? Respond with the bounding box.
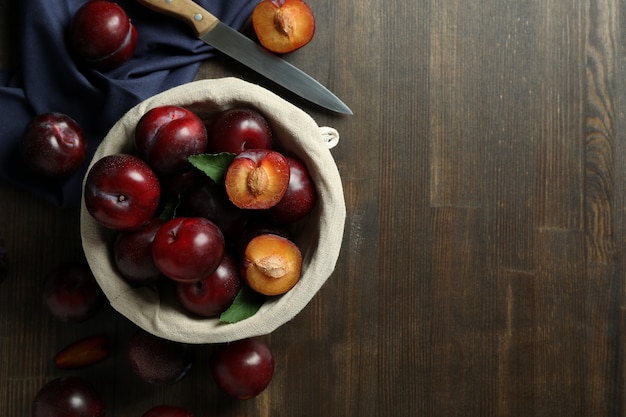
[136,0,353,115]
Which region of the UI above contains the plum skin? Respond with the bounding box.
[178,178,248,241]
[54,334,110,369]
[114,217,164,284]
[135,105,208,176]
[206,107,273,154]
[209,338,275,399]
[127,329,194,385]
[176,253,242,317]
[32,376,105,417]
[69,0,138,70]
[20,112,86,177]
[152,217,225,283]
[84,153,161,231]
[266,156,317,223]
[43,261,104,323]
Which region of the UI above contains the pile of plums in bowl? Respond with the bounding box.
[80,78,346,345]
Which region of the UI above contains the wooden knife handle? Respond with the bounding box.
[135,0,219,36]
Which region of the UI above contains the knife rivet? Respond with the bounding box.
[194,13,203,22]
[165,0,172,3]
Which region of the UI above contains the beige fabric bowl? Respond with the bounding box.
[80,78,346,344]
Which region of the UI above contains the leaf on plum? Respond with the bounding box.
[219,286,265,324]
[159,194,182,221]
[188,153,235,183]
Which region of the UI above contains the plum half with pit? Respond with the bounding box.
[20,112,86,177]
[251,0,316,54]
[0,238,8,283]
[242,233,302,296]
[224,149,290,210]
[69,0,138,70]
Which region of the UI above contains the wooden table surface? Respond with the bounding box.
[2,0,626,416]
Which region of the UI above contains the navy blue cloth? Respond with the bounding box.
[0,0,255,207]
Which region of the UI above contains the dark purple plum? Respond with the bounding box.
[178,178,248,241]
[128,329,194,385]
[209,337,274,399]
[32,376,105,417]
[134,105,208,176]
[206,107,272,154]
[84,153,161,231]
[114,217,164,285]
[20,112,86,177]
[69,0,138,70]
[176,253,242,317]
[43,262,104,323]
[152,217,225,283]
[266,156,317,223]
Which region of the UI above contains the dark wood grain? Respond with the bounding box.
[2,0,626,416]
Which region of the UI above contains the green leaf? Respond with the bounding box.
[220,286,266,324]
[188,152,236,183]
[159,194,181,221]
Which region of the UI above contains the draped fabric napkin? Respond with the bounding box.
[0,0,256,207]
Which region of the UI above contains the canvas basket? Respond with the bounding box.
[80,77,346,344]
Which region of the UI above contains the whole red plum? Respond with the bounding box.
[69,0,138,70]
[206,107,273,154]
[176,253,242,317]
[114,217,164,285]
[43,261,105,323]
[20,112,86,177]
[266,156,317,223]
[128,329,194,385]
[209,337,275,399]
[152,217,225,283]
[135,105,208,176]
[84,153,161,231]
[32,376,105,417]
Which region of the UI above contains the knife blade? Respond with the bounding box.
[135,0,353,115]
